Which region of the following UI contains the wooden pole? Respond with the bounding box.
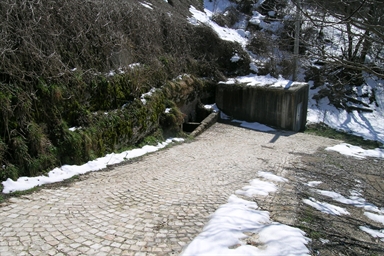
[293,0,301,81]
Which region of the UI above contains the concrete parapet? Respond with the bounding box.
[216,82,309,132]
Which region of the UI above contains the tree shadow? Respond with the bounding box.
[218,118,297,143]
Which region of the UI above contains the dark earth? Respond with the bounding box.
[293,150,384,256]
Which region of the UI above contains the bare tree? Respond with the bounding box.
[299,0,384,80]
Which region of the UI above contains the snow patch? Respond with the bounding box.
[307,79,384,144]
[249,62,258,73]
[307,181,322,187]
[303,197,350,215]
[203,0,235,13]
[236,179,277,197]
[182,195,309,255]
[221,74,304,89]
[219,110,275,132]
[359,226,384,242]
[326,143,384,159]
[364,212,384,225]
[249,10,283,33]
[2,138,184,194]
[230,53,241,62]
[237,120,276,132]
[188,6,247,47]
[314,189,382,213]
[140,88,157,105]
[316,189,363,205]
[140,2,153,10]
[68,127,82,132]
[258,171,288,182]
[128,63,141,69]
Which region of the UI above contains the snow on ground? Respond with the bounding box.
[325,143,384,159]
[220,109,276,132]
[203,104,217,112]
[235,171,288,197]
[128,63,141,69]
[236,179,277,197]
[359,226,384,242]
[140,1,153,10]
[307,80,384,145]
[303,186,384,241]
[258,171,288,182]
[249,10,283,33]
[234,120,276,132]
[364,212,384,225]
[307,181,322,187]
[191,0,384,146]
[303,197,350,216]
[220,74,305,89]
[3,1,382,254]
[313,189,380,212]
[314,189,384,226]
[68,126,82,132]
[205,103,276,132]
[191,0,384,248]
[203,0,235,13]
[188,6,248,47]
[2,138,184,194]
[140,88,157,105]
[182,173,310,256]
[230,53,241,62]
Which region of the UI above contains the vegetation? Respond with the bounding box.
[0,0,251,181]
[234,0,383,110]
[298,0,384,109]
[1,0,383,182]
[305,123,383,149]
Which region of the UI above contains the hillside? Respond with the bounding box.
[1,0,383,183]
[0,0,251,181]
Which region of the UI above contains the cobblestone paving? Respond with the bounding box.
[0,123,338,255]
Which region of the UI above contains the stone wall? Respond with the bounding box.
[216,83,309,131]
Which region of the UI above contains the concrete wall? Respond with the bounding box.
[216,83,309,132]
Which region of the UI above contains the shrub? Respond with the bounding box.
[0,0,246,181]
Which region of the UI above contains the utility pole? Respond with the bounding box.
[293,0,301,81]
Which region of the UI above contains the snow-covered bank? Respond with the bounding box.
[189,0,384,146]
[188,6,247,47]
[307,80,384,145]
[2,138,184,194]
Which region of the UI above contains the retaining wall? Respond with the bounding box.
[216,82,309,132]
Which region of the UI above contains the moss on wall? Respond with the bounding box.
[0,72,214,181]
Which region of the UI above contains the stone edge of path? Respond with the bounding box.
[190,112,219,137]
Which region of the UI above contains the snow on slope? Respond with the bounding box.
[188,6,248,47]
[308,79,384,144]
[189,0,384,146]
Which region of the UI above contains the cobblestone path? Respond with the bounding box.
[0,123,337,255]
